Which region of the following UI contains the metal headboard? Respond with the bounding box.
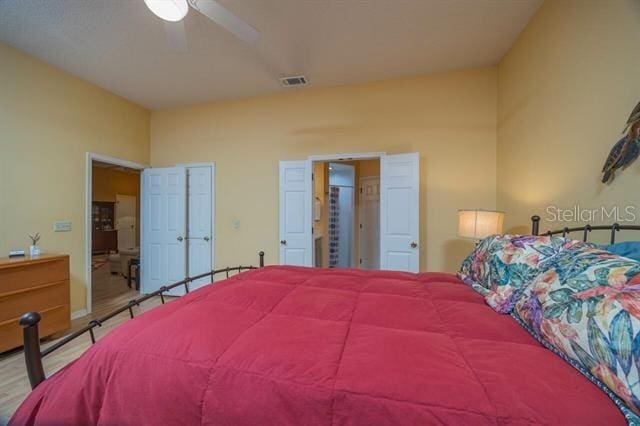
[531,215,640,244]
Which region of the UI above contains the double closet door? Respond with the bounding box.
[279,153,419,273]
[141,165,214,296]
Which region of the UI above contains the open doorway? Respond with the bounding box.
[90,160,142,314]
[279,152,419,272]
[85,156,215,315]
[312,158,380,269]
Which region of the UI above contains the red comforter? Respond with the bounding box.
[11,266,624,425]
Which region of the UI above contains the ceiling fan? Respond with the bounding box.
[144,0,260,52]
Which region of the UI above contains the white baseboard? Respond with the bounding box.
[71,308,88,320]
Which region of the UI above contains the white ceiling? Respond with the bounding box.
[0,0,542,109]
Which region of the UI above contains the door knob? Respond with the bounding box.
[280,240,287,245]
[203,236,210,242]
[410,242,418,249]
[177,236,184,242]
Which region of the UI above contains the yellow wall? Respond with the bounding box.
[4,0,637,311]
[151,68,498,272]
[92,166,141,246]
[0,42,150,312]
[358,159,380,178]
[497,0,640,239]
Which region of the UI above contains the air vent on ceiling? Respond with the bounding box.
[279,75,308,87]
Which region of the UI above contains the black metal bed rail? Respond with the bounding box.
[531,215,640,243]
[19,251,265,390]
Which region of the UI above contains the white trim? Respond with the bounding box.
[89,152,147,170]
[85,152,147,314]
[176,162,215,168]
[307,151,385,162]
[305,158,315,267]
[140,170,147,294]
[71,308,88,320]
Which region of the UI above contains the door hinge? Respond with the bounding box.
[359,223,363,229]
[360,187,363,193]
[359,258,362,265]
[312,173,314,181]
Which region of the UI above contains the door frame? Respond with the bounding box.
[84,152,147,316]
[176,162,216,284]
[308,152,385,162]
[308,152,385,268]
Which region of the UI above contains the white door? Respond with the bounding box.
[141,167,187,295]
[115,194,136,251]
[359,176,380,269]
[380,153,419,272]
[279,160,313,266]
[187,166,213,291]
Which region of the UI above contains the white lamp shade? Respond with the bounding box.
[144,0,189,22]
[458,210,505,240]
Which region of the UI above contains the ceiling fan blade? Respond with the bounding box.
[164,20,189,53]
[188,0,260,45]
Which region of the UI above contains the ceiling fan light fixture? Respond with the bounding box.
[144,0,189,22]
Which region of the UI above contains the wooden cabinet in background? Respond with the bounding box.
[92,201,115,231]
[93,201,118,254]
[0,254,70,353]
[92,229,118,254]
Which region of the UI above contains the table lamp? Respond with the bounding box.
[458,209,505,241]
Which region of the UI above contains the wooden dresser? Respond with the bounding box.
[0,254,70,353]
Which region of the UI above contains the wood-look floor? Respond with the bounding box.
[0,259,173,424]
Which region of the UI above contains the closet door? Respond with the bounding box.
[279,160,313,266]
[141,167,187,295]
[187,165,213,291]
[380,153,420,272]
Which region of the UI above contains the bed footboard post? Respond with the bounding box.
[20,312,45,389]
[531,215,540,236]
[611,223,620,244]
[259,251,265,267]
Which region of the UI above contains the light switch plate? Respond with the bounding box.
[53,220,72,232]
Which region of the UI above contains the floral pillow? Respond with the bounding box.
[514,244,640,416]
[458,234,567,313]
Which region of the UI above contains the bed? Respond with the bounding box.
[10,263,625,424]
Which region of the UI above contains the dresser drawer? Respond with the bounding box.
[0,280,69,322]
[0,304,70,353]
[0,254,71,353]
[0,257,69,294]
